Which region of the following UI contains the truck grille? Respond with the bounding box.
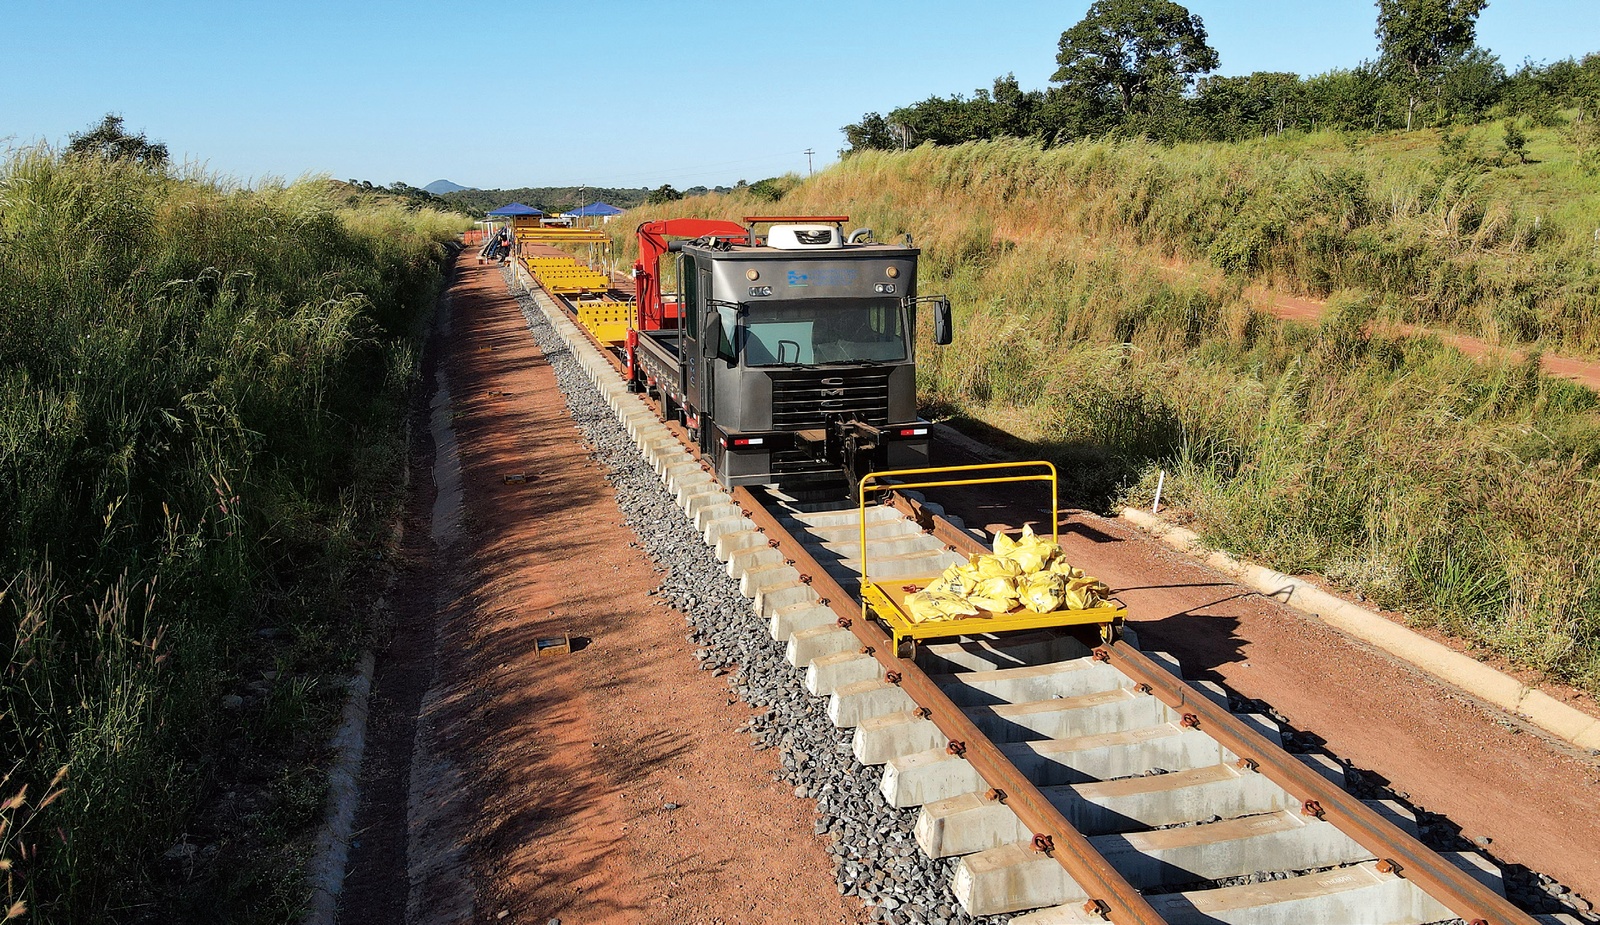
[768,369,891,431]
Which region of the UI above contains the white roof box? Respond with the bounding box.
[767,224,842,250]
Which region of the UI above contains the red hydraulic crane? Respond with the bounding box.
[627,218,748,382]
[631,218,749,330]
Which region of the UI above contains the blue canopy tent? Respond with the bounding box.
[565,201,624,227]
[567,201,623,218]
[486,202,544,216]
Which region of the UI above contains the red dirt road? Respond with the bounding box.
[339,251,866,925]
[1263,289,1600,391]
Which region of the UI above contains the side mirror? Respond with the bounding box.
[702,310,723,359]
[933,297,953,346]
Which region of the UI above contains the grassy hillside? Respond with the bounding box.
[0,148,468,919]
[605,132,1600,693]
[840,129,1600,355]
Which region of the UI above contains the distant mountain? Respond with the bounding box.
[423,179,470,194]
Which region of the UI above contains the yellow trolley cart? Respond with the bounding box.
[856,461,1126,656]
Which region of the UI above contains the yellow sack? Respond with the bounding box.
[998,525,1062,574]
[907,590,979,622]
[1020,572,1065,612]
[1066,576,1110,607]
[905,591,945,623]
[928,562,975,596]
[1010,543,1056,574]
[1049,558,1085,580]
[973,554,1022,580]
[936,595,981,618]
[974,576,1020,604]
[966,595,1011,614]
[1066,576,1110,595]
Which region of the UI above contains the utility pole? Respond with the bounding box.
[804,148,815,177]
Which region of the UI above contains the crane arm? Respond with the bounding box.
[633,218,748,330]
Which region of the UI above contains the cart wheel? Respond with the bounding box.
[896,636,916,661]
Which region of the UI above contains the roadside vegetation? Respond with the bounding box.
[604,126,1600,695]
[0,136,467,920]
[841,0,1600,356]
[846,0,1597,156]
[848,130,1600,355]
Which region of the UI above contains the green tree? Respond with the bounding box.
[746,176,798,202]
[1198,71,1307,140]
[842,111,896,153]
[1566,55,1600,175]
[1374,0,1488,129]
[856,75,1051,150]
[1571,112,1600,176]
[986,74,1048,138]
[1051,0,1219,116]
[1434,45,1504,123]
[66,113,168,167]
[1304,63,1393,131]
[646,184,683,204]
[1501,117,1529,164]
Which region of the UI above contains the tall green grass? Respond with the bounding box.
[608,138,1600,691]
[0,148,467,919]
[698,135,1600,354]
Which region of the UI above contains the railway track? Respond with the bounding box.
[506,262,1584,925]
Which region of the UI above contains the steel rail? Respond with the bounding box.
[732,486,1168,925]
[905,493,1542,925]
[1110,641,1540,925]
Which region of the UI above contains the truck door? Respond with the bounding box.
[679,255,696,425]
[692,267,714,446]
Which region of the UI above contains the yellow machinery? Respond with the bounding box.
[513,226,614,292]
[519,251,629,342]
[514,229,609,244]
[520,255,610,294]
[857,461,1125,655]
[571,296,631,344]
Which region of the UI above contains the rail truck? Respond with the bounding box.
[625,215,952,499]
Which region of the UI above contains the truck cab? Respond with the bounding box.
[629,217,951,498]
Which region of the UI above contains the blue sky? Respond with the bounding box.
[1,1,1595,191]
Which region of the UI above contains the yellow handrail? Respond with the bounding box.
[856,461,1058,585]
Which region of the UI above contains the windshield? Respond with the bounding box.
[741,298,907,367]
